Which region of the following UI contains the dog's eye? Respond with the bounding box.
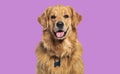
[64,15,69,18]
[51,15,56,19]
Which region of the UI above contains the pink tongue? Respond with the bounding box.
[56,32,64,37]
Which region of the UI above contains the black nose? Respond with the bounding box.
[56,21,64,29]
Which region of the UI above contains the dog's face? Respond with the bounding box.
[38,5,82,40]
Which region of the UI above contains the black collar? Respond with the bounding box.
[52,55,61,67]
[54,59,60,67]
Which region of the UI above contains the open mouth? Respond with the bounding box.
[53,28,68,38]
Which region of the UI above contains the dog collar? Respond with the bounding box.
[54,59,60,67]
[52,56,61,67]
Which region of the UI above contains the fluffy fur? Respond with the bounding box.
[36,5,84,74]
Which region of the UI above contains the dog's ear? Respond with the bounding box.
[38,7,51,30]
[68,6,82,28]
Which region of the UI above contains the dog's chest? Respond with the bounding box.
[37,55,72,74]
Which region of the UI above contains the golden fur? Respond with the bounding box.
[36,5,84,74]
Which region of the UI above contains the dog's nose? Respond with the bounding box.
[56,21,64,29]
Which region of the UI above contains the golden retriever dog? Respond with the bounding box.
[36,5,84,74]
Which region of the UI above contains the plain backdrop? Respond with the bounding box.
[0,0,120,74]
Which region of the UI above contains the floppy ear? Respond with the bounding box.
[38,7,51,30]
[68,6,82,28]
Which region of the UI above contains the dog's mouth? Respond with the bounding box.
[53,28,68,39]
[55,30,66,38]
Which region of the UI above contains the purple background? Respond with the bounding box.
[0,0,120,74]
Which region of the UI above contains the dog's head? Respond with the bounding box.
[38,5,82,40]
